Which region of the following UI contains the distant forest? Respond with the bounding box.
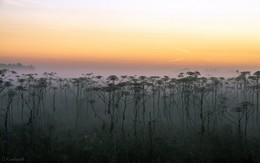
[0,63,35,70]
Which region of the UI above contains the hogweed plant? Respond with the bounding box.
[1,69,260,162]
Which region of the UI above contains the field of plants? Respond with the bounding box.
[1,69,260,162]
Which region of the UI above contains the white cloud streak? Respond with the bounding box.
[169,58,185,63]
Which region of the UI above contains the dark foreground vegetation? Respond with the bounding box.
[1,69,260,162]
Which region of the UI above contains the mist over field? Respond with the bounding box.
[2,65,260,162]
[33,64,250,78]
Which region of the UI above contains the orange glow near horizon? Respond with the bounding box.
[1,0,260,69]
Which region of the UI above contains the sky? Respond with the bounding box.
[1,0,260,70]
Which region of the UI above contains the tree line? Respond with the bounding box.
[0,63,35,70]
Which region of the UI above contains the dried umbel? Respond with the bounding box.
[18,78,26,84]
[0,69,8,76]
[107,75,119,82]
[4,81,13,88]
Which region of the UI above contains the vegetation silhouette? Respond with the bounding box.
[1,69,260,162]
